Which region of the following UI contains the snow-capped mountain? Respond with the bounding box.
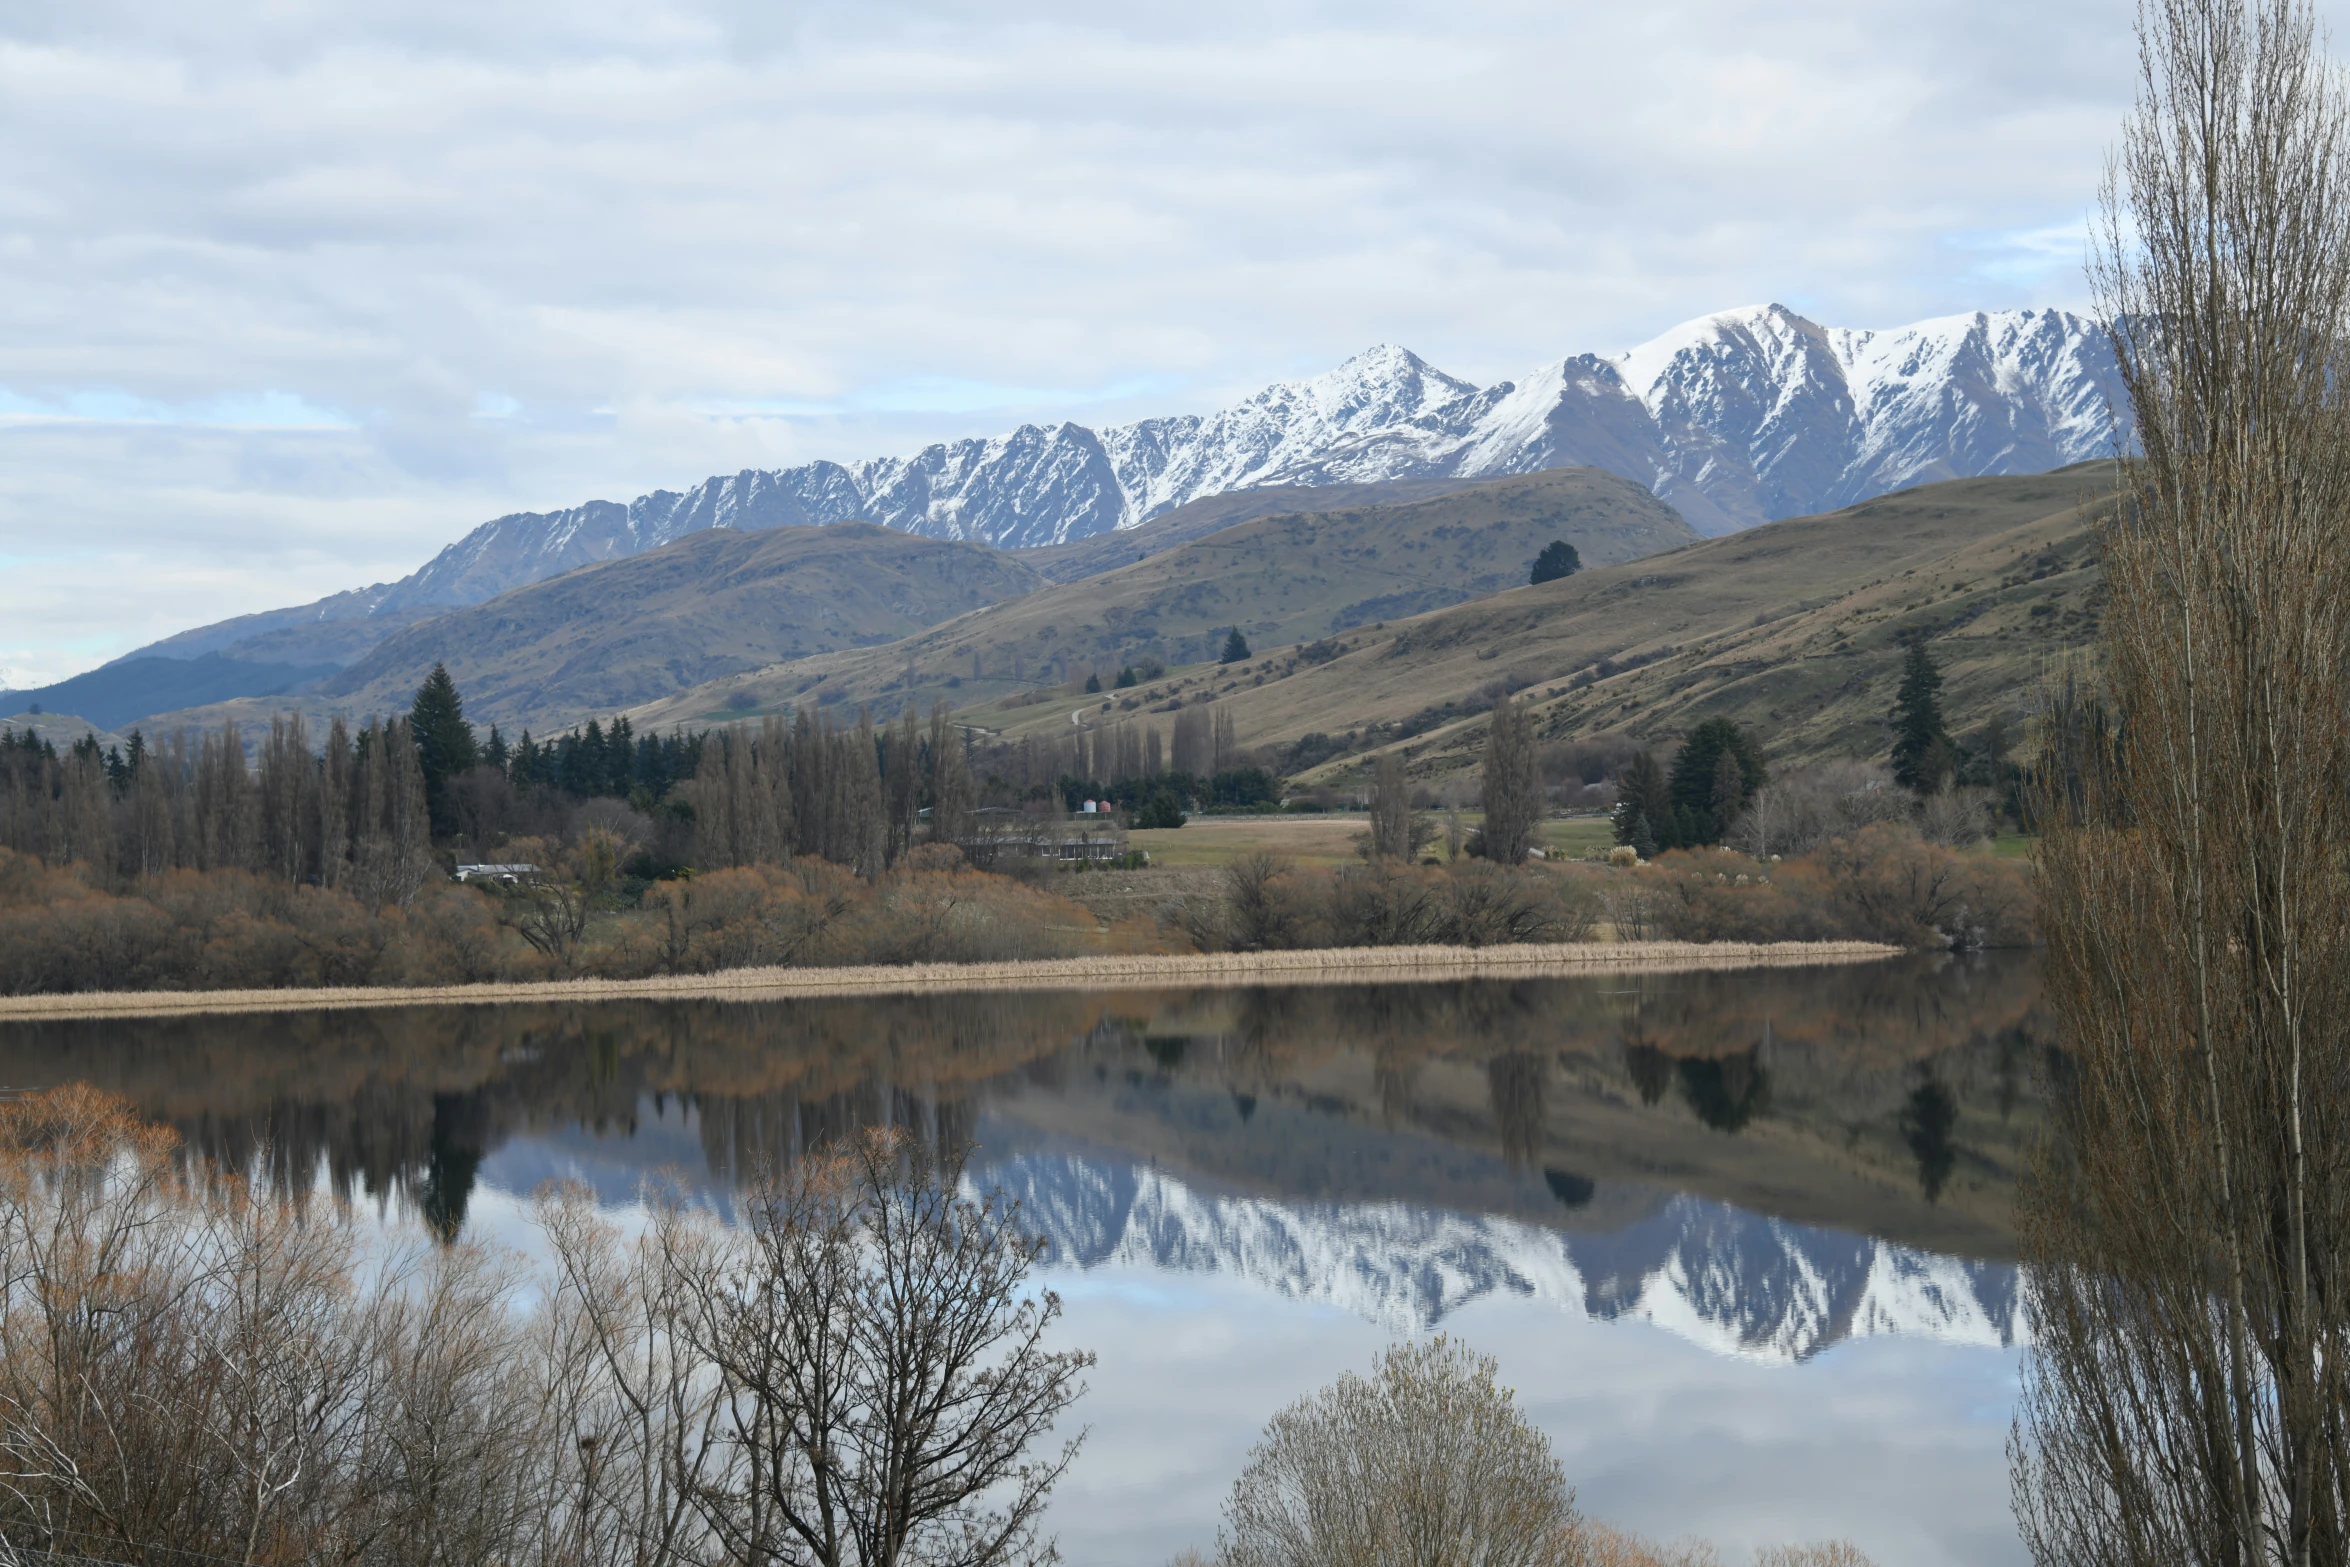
[128,303,2124,663]
[378,307,2117,611]
[981,1152,2023,1366]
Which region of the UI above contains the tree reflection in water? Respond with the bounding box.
[0,953,2044,1259]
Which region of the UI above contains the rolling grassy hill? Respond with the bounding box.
[958,463,2116,785]
[629,467,1699,731]
[1017,474,1500,582]
[137,523,1048,737]
[0,654,340,734]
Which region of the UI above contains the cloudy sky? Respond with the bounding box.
[0,0,2157,684]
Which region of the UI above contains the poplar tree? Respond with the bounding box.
[2015,1,2350,1556]
[1367,751,1426,861]
[1479,695,1542,865]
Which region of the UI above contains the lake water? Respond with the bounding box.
[0,955,2045,1566]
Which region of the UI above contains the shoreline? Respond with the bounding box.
[0,941,1902,1022]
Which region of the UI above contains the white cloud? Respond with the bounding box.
[0,0,2178,675]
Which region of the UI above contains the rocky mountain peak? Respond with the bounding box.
[121,302,2130,662]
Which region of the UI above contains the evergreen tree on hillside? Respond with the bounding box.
[1220,628,1251,664]
[1530,540,1582,585]
[1612,749,1671,850]
[1889,637,1953,795]
[409,663,478,839]
[1665,718,1766,843]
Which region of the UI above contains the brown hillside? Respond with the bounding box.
[629,467,1698,731]
[142,523,1047,737]
[1020,474,1499,582]
[955,463,2115,785]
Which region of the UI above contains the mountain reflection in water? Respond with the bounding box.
[0,954,2044,1363]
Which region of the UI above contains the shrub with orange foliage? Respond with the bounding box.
[1631,824,2032,951]
[631,859,1099,976]
[0,846,511,994]
[0,842,1114,996]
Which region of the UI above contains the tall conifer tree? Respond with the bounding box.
[409,663,478,838]
[1889,638,1951,794]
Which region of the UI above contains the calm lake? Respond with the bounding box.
[0,955,2045,1566]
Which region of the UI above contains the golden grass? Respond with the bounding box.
[0,940,1900,1022]
[1128,814,1372,866]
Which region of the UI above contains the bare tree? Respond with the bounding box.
[1224,852,1309,950]
[533,1181,731,1567]
[0,1086,1096,1567]
[684,1128,1092,1567]
[1216,1337,1581,1567]
[1480,697,1542,866]
[2015,1,2350,1561]
[1366,752,1428,863]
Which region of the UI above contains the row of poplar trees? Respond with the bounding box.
[0,713,433,901]
[1361,693,1545,865]
[688,701,977,876]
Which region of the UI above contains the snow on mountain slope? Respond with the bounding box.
[131,304,2125,662]
[981,1152,2023,1366]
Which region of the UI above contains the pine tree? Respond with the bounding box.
[409,663,478,838]
[1220,627,1251,664]
[1665,718,1766,844]
[1612,750,1671,848]
[1530,540,1582,585]
[1889,637,1952,794]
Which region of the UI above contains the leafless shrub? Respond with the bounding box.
[1216,1337,1581,1567]
[0,1087,1093,1567]
[576,795,655,849]
[1225,853,1311,951]
[1578,1530,1723,1567]
[1915,786,1994,849]
[1597,876,1658,941]
[1435,861,1594,946]
[1726,762,1910,860]
[1639,826,2034,950]
[1752,1546,1878,1567]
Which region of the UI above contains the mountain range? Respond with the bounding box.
[978,1152,2021,1365]
[477,1122,2021,1367]
[94,303,2123,689]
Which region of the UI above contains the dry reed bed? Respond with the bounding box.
[0,940,1899,1022]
